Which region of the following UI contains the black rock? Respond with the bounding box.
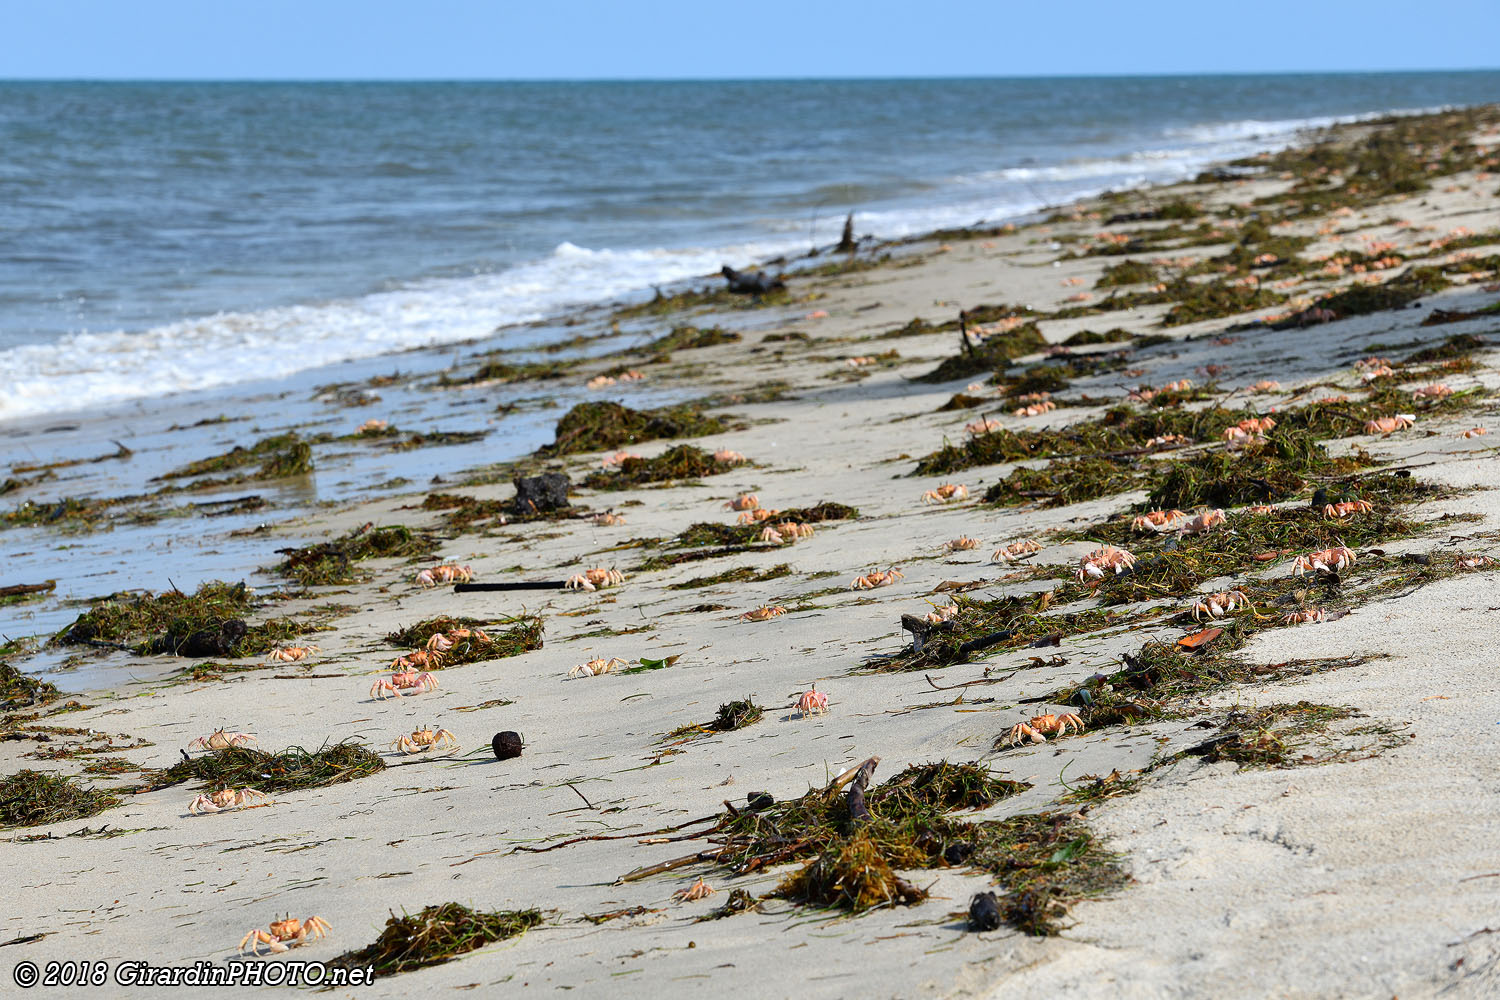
[492,731,525,760]
[968,891,1002,931]
[147,618,249,658]
[511,472,570,514]
[746,791,775,812]
[720,265,785,296]
[943,842,974,866]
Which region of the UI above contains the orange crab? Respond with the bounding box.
[724,493,760,512]
[593,511,628,526]
[796,685,829,717]
[1180,509,1227,536]
[1412,383,1453,400]
[1076,546,1136,582]
[391,649,442,671]
[850,567,904,590]
[736,508,780,524]
[672,878,716,902]
[943,535,980,553]
[565,567,625,591]
[1280,608,1326,625]
[1013,401,1057,417]
[1131,509,1187,533]
[740,606,788,622]
[1323,500,1374,519]
[239,915,330,955]
[1001,712,1085,747]
[714,449,748,465]
[966,417,1003,436]
[1292,546,1357,576]
[924,603,959,625]
[370,669,439,699]
[1365,414,1415,435]
[1461,427,1487,439]
[265,645,319,663]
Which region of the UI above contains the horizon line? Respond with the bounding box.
[4,67,1500,84]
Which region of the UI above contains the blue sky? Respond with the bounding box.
[4,1,1497,79]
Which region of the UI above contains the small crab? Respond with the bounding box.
[775,521,814,541]
[1250,380,1281,392]
[1013,401,1057,418]
[593,512,628,526]
[586,374,617,389]
[565,567,625,591]
[714,449,748,465]
[672,877,716,902]
[1280,608,1326,625]
[920,483,968,504]
[1162,379,1193,392]
[1359,365,1395,383]
[736,508,780,524]
[415,564,474,587]
[1323,500,1374,519]
[618,370,645,382]
[1457,556,1498,570]
[1191,590,1252,621]
[741,606,788,622]
[943,535,980,553]
[265,645,319,663]
[1292,546,1357,576]
[188,787,271,814]
[924,603,959,625]
[601,451,642,467]
[391,649,442,671]
[1412,383,1453,400]
[796,684,829,717]
[966,417,1003,436]
[570,657,626,678]
[187,729,258,752]
[992,539,1042,563]
[1131,509,1187,534]
[1180,509,1227,536]
[850,567,904,590]
[724,493,760,512]
[370,670,439,699]
[1462,427,1488,439]
[1076,546,1136,582]
[759,525,786,545]
[1144,433,1192,449]
[1001,712,1084,747]
[391,725,459,754]
[1245,504,1275,515]
[239,915,331,956]
[1364,414,1415,435]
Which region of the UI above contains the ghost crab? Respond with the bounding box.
[370,669,439,699]
[1323,500,1374,519]
[1131,509,1187,533]
[187,729,258,752]
[740,606,788,622]
[1280,608,1326,625]
[238,915,331,955]
[796,684,829,717]
[188,787,271,814]
[265,645,319,663]
[1191,590,1252,621]
[672,877,716,902]
[724,493,760,511]
[1292,546,1357,576]
[920,483,968,504]
[943,535,981,553]
[1180,509,1227,536]
[391,725,459,754]
[565,567,625,591]
[1076,546,1136,582]
[992,538,1042,563]
[1000,712,1085,747]
[1364,414,1416,435]
[851,567,904,590]
[570,657,626,678]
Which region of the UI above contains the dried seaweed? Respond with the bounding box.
[0,769,121,830]
[328,903,543,978]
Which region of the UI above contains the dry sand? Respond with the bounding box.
[4,112,1500,999]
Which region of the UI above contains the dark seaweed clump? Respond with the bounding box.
[656,760,1115,932]
[0,769,121,830]
[328,903,544,978]
[537,401,731,457]
[143,741,385,793]
[582,444,741,490]
[385,615,545,666]
[916,324,1047,384]
[156,432,313,482]
[275,522,440,586]
[647,325,741,353]
[1,663,61,711]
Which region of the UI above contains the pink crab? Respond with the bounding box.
[796,684,829,718]
[370,669,439,700]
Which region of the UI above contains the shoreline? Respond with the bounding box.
[3,105,1500,998]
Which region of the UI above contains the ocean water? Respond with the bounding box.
[3,72,1499,422]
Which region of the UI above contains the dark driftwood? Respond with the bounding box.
[720,266,785,295]
[835,212,857,253]
[845,757,879,823]
[0,580,55,599]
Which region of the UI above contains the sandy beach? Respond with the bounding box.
[4,106,1500,999]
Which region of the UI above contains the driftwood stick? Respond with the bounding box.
[0,580,55,599]
[845,757,880,823]
[618,847,725,883]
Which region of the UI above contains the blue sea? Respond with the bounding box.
[2,72,1498,422]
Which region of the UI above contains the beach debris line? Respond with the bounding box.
[143,741,385,794]
[239,915,330,956]
[325,903,542,979]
